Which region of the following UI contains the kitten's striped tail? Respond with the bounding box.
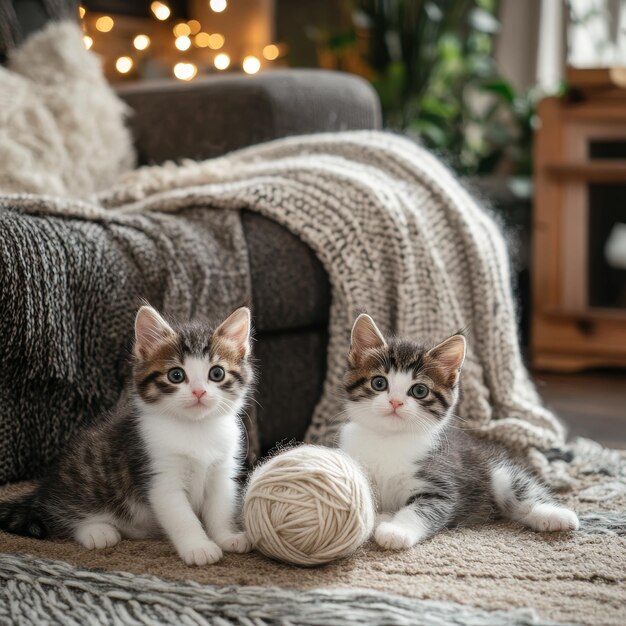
[0,492,48,539]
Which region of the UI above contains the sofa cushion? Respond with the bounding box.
[253,328,328,452]
[242,212,330,333]
[117,70,381,165]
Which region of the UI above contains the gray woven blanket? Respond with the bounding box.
[0,199,252,483]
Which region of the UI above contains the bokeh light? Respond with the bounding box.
[174,62,198,81]
[263,44,279,60]
[195,32,210,48]
[151,2,171,21]
[214,53,230,70]
[116,56,133,74]
[242,55,261,74]
[210,0,227,13]
[187,20,202,35]
[175,36,191,51]
[173,23,191,37]
[208,33,225,49]
[133,35,151,51]
[95,16,114,32]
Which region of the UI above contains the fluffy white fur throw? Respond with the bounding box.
[0,22,135,197]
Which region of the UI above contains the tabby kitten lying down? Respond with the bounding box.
[0,306,253,566]
[340,314,579,550]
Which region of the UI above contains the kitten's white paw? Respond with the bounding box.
[375,522,417,550]
[217,532,252,553]
[76,523,121,550]
[523,504,579,532]
[179,540,223,566]
[375,512,393,527]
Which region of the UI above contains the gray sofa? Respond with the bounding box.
[116,72,380,453]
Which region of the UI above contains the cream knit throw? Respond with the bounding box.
[99,131,564,464]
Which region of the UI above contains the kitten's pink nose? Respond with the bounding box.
[389,399,404,410]
[192,389,206,399]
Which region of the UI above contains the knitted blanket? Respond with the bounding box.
[0,197,253,484]
[2,132,563,482]
[101,133,564,465]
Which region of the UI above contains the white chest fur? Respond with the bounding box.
[340,422,432,512]
[139,412,241,513]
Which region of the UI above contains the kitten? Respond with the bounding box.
[339,314,579,550]
[0,305,254,566]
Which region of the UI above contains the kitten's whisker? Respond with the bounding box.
[246,395,263,410]
[328,409,349,425]
[446,411,483,431]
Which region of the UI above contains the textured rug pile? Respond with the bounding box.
[1,442,626,625]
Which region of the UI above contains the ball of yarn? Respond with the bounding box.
[243,445,375,566]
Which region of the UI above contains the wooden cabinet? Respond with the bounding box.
[532,95,626,371]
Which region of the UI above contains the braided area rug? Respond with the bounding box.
[0,555,568,626]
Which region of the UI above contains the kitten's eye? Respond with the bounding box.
[410,384,429,399]
[209,366,225,382]
[167,368,185,384]
[371,376,388,392]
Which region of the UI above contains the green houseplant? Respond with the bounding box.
[314,0,537,178]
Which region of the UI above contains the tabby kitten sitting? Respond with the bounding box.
[339,314,579,550]
[0,306,254,566]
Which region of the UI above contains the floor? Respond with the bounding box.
[533,370,626,449]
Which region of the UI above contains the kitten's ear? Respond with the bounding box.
[214,307,251,359]
[428,334,466,381]
[134,306,175,359]
[350,314,386,363]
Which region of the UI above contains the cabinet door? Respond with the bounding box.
[560,124,626,315]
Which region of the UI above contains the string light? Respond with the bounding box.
[173,23,190,37]
[116,56,133,74]
[187,20,201,35]
[214,53,230,70]
[174,62,198,81]
[175,36,191,51]
[208,33,225,49]
[151,2,171,20]
[210,0,227,13]
[95,16,114,32]
[194,32,210,47]
[242,55,261,74]
[92,2,283,82]
[78,6,86,19]
[263,44,279,60]
[133,35,151,51]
